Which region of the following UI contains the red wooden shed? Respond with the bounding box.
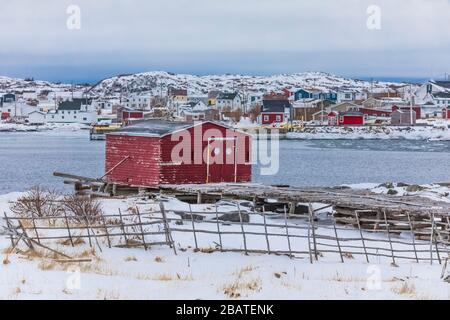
[105,120,252,188]
[328,111,365,126]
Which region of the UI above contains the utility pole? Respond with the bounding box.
[409,84,414,126]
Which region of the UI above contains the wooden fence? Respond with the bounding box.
[2,201,449,265]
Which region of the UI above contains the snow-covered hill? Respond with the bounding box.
[0,76,85,92]
[88,71,405,96]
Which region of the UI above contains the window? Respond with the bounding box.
[83,117,87,121]
[339,116,344,122]
[276,115,282,122]
[263,115,269,122]
[62,116,65,119]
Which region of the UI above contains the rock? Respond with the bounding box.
[379,182,394,189]
[174,211,204,221]
[396,182,410,187]
[405,185,424,192]
[294,204,309,215]
[217,212,250,223]
[387,189,398,195]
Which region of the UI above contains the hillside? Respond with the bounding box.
[88,71,405,97]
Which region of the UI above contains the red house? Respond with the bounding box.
[392,105,422,119]
[260,99,290,125]
[356,107,391,118]
[328,111,365,126]
[443,107,450,119]
[105,120,252,188]
[122,109,144,121]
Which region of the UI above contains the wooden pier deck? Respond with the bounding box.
[160,183,450,217]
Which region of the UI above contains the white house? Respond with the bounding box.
[27,111,47,125]
[47,100,97,124]
[123,94,152,110]
[336,89,367,103]
[415,80,450,117]
[216,92,242,110]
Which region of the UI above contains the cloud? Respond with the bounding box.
[0,0,449,80]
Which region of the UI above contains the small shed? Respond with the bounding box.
[328,111,365,126]
[105,120,252,187]
[391,109,416,125]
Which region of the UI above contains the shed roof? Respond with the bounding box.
[110,119,249,137]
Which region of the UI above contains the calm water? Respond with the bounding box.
[1,131,450,194]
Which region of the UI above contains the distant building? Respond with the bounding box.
[391,109,416,126]
[47,100,97,124]
[328,111,365,126]
[216,92,241,110]
[168,88,188,107]
[442,107,450,119]
[260,99,291,125]
[27,111,47,125]
[392,105,422,119]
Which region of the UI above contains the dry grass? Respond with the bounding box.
[58,237,86,246]
[392,282,416,296]
[136,272,193,282]
[3,257,10,265]
[154,256,164,263]
[125,255,138,262]
[223,278,262,299]
[233,265,254,278]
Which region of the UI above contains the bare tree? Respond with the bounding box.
[10,186,62,217]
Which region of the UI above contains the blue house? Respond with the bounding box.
[294,89,322,100]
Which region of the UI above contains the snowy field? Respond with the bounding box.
[1,185,449,300]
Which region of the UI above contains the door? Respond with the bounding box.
[206,137,237,183]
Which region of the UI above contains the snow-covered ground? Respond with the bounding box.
[288,124,450,141]
[1,188,449,300]
[0,122,90,133]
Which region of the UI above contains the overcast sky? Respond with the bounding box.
[0,0,449,83]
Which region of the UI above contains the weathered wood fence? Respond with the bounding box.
[2,201,449,265]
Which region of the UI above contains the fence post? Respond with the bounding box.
[383,210,396,265]
[160,202,177,255]
[308,203,318,261]
[355,211,369,263]
[429,212,441,265]
[63,210,74,247]
[332,217,344,263]
[283,205,293,258]
[101,213,112,249]
[135,207,148,251]
[406,211,419,263]
[30,212,40,245]
[262,205,271,255]
[118,208,129,246]
[306,206,313,264]
[189,204,199,250]
[214,204,223,251]
[3,212,15,247]
[237,202,248,255]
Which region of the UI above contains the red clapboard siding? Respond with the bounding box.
[160,122,251,184]
[105,135,161,187]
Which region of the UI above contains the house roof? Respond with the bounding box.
[217,92,238,100]
[433,92,450,99]
[340,111,364,116]
[432,81,450,90]
[58,101,82,111]
[169,89,188,96]
[262,99,291,113]
[208,91,221,99]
